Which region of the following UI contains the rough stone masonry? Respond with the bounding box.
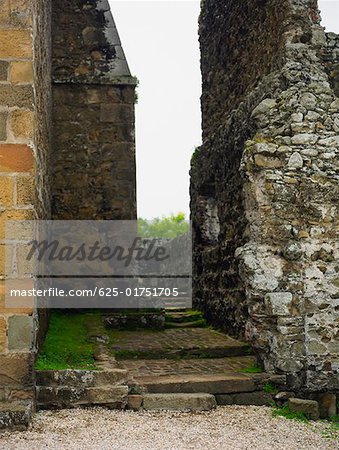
[191,0,339,393]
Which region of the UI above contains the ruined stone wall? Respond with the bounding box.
[51,0,137,220]
[0,0,52,404]
[191,0,339,392]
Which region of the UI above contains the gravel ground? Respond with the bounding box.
[0,406,338,450]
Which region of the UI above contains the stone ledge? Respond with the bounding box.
[36,385,128,410]
[36,368,128,388]
[143,393,217,412]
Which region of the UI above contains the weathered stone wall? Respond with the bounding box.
[191,0,339,392]
[0,0,52,405]
[51,0,137,220]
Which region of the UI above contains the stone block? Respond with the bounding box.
[16,175,34,205]
[0,111,7,141]
[0,353,33,387]
[143,393,217,411]
[100,104,133,123]
[0,402,33,431]
[0,1,10,23]
[0,209,34,240]
[8,315,34,351]
[9,109,33,141]
[0,316,7,353]
[0,85,33,108]
[0,176,14,206]
[127,394,143,411]
[9,0,32,27]
[0,30,32,58]
[0,243,14,277]
[254,154,284,168]
[36,386,128,409]
[309,393,337,419]
[0,61,8,81]
[288,398,320,420]
[0,144,33,173]
[265,292,293,316]
[142,374,255,394]
[216,391,273,406]
[36,368,128,388]
[9,61,33,84]
[0,280,33,315]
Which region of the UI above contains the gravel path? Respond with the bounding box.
[0,406,338,450]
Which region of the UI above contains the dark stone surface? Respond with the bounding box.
[51,0,137,220]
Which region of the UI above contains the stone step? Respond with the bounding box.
[142,393,216,411]
[134,373,256,394]
[0,402,33,431]
[36,385,128,410]
[112,328,251,360]
[165,311,204,324]
[36,368,128,388]
[164,320,206,329]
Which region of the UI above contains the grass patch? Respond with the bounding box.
[238,365,264,374]
[263,382,279,394]
[35,312,97,370]
[273,405,309,423]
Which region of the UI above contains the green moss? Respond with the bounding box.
[35,312,97,370]
[272,405,309,423]
[263,382,279,394]
[238,365,265,374]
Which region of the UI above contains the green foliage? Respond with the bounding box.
[263,382,279,394]
[35,312,97,370]
[238,365,265,374]
[138,213,189,238]
[273,405,309,423]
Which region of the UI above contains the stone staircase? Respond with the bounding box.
[110,310,286,411]
[34,310,286,413]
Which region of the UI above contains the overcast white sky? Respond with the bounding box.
[110,0,339,219]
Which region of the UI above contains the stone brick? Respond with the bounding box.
[0,280,34,315]
[0,316,7,353]
[8,315,34,351]
[100,104,134,123]
[16,175,34,205]
[0,85,33,108]
[0,1,10,23]
[0,61,8,81]
[9,110,33,141]
[0,176,14,207]
[0,30,32,59]
[9,61,33,84]
[127,394,143,411]
[0,112,7,141]
[0,144,33,173]
[254,154,284,168]
[9,0,32,27]
[0,353,33,387]
[0,243,14,278]
[288,398,320,420]
[0,209,35,240]
[143,393,217,411]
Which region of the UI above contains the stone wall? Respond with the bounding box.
[51,0,137,220]
[0,0,52,405]
[191,0,339,393]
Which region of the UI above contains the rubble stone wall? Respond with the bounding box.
[51,0,137,220]
[191,0,339,392]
